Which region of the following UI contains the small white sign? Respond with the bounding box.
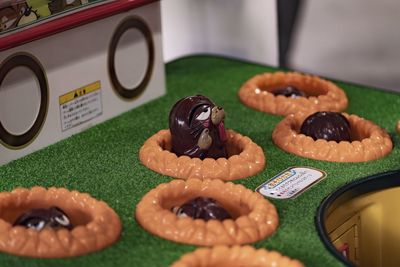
[59,81,103,132]
[256,166,327,199]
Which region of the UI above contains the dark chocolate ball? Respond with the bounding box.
[14,206,73,231]
[272,86,306,98]
[300,111,351,142]
[172,197,232,221]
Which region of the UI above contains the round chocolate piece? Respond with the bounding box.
[300,111,351,142]
[172,197,232,221]
[272,86,306,98]
[169,95,227,159]
[14,206,73,231]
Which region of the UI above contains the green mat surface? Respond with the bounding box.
[0,56,399,267]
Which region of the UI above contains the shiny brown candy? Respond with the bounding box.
[172,197,232,221]
[169,95,227,159]
[14,206,73,231]
[300,111,351,142]
[272,86,306,98]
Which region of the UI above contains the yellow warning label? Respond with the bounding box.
[59,81,101,105]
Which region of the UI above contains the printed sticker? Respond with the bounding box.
[59,81,102,131]
[256,166,326,199]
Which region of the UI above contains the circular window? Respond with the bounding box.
[316,170,400,267]
[108,17,154,99]
[0,54,48,148]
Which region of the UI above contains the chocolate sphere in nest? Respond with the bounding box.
[172,197,232,221]
[272,85,306,98]
[300,111,351,142]
[14,206,73,231]
[169,95,227,159]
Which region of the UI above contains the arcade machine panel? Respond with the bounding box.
[0,0,165,165]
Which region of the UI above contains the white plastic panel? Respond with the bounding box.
[0,66,41,135]
[291,0,400,92]
[161,0,278,66]
[114,28,149,89]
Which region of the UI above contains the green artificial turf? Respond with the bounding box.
[0,56,399,267]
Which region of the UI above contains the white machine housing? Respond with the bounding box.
[0,2,165,165]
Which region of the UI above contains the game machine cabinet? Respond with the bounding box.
[317,169,400,267]
[0,0,165,165]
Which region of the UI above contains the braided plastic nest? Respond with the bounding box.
[0,187,121,258]
[272,111,393,162]
[139,129,265,181]
[238,71,348,116]
[171,245,304,267]
[135,179,278,246]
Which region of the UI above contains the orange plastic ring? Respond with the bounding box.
[238,72,348,116]
[272,111,393,162]
[135,179,278,246]
[0,187,121,258]
[171,245,304,267]
[139,129,265,180]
